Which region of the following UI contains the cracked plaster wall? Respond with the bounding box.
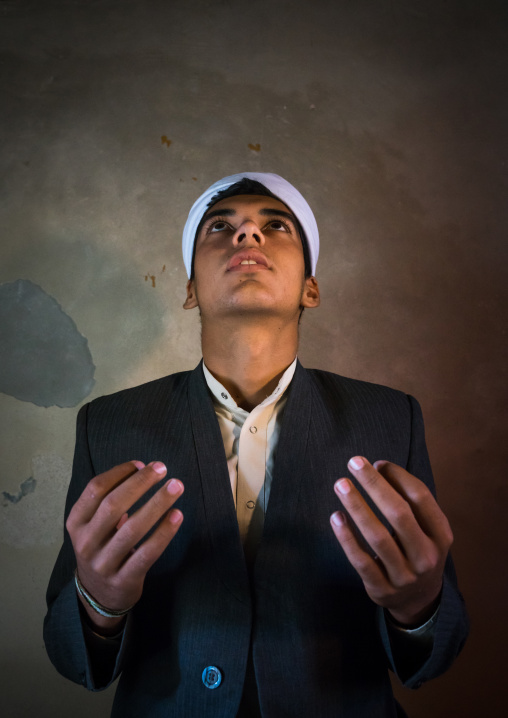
[0,1,507,717]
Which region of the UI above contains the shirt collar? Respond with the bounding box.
[202,358,297,414]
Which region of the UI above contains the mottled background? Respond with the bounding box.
[1,0,506,716]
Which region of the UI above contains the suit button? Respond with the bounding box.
[202,665,222,689]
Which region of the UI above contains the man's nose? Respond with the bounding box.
[232,220,265,246]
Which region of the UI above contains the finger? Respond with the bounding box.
[67,461,145,530]
[348,457,435,542]
[330,510,389,590]
[334,477,411,580]
[119,506,184,581]
[116,512,129,531]
[347,457,452,571]
[104,478,184,569]
[373,460,453,551]
[88,462,169,544]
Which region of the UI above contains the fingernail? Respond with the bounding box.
[337,478,351,495]
[348,456,364,470]
[331,511,346,526]
[167,479,181,495]
[151,461,166,475]
[132,460,145,470]
[169,509,182,524]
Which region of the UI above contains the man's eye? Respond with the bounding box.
[209,221,230,232]
[266,220,290,231]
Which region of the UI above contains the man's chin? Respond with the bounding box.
[203,301,301,323]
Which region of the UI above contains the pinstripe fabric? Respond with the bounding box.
[44,361,468,717]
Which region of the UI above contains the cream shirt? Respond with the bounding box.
[202,358,297,549]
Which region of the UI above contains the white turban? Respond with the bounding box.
[181,172,319,278]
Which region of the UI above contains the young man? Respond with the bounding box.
[44,172,468,717]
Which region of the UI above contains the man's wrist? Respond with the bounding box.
[77,590,127,636]
[386,583,442,629]
[385,603,440,636]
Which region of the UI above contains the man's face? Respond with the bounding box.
[184,195,320,321]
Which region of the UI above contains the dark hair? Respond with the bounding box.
[190,178,312,279]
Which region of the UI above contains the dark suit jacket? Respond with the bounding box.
[44,361,468,717]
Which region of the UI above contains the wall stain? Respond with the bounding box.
[0,279,95,407]
[161,135,172,147]
[144,265,168,288]
[248,143,261,152]
[2,477,37,506]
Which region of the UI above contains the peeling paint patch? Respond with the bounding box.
[2,477,36,505]
[0,279,95,407]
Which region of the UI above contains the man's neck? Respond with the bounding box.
[201,317,298,411]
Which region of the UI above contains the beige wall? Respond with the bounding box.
[1,1,507,716]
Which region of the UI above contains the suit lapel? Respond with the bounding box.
[187,361,251,604]
[258,360,313,552]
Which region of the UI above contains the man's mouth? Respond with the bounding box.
[227,251,271,271]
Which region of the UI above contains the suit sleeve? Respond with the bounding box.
[43,402,130,691]
[378,394,469,689]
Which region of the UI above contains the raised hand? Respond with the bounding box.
[66,460,184,633]
[330,456,453,626]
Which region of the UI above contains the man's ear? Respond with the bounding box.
[300,276,320,309]
[183,279,199,310]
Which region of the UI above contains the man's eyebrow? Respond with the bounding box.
[201,208,236,223]
[258,208,296,224]
[201,207,296,224]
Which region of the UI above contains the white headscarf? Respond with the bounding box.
[181,172,319,277]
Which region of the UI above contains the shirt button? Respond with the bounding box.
[249,426,257,434]
[202,665,222,689]
[246,500,256,510]
[221,392,228,400]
